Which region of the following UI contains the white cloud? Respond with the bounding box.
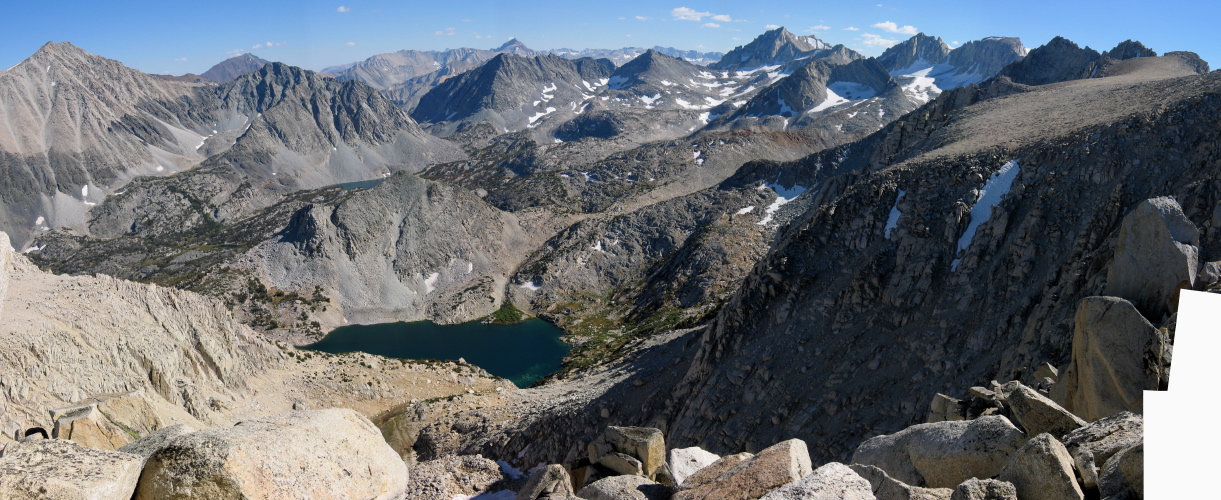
[672,7,710,21]
[844,26,860,31]
[711,14,732,22]
[951,41,960,46]
[336,5,350,13]
[625,34,632,37]
[635,16,651,21]
[702,22,721,28]
[226,49,246,55]
[872,21,918,35]
[764,24,781,29]
[434,31,445,36]
[346,41,356,46]
[861,33,899,47]
[252,41,286,50]
[173,57,188,62]
[807,25,831,31]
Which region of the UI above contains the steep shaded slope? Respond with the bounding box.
[201,53,270,84]
[0,42,211,245]
[656,56,1215,462]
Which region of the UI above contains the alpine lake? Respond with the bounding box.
[304,318,569,388]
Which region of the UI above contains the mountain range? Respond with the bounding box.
[0,22,1212,498]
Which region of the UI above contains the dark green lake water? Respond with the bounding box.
[304,319,569,387]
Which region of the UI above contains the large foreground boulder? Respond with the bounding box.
[117,424,196,458]
[993,382,1085,439]
[517,464,574,500]
[1105,196,1199,321]
[134,409,407,500]
[996,434,1082,500]
[675,439,813,500]
[1054,297,1167,421]
[1061,412,1142,490]
[0,439,144,499]
[761,462,875,500]
[589,426,667,480]
[851,416,1025,488]
[1098,443,1142,499]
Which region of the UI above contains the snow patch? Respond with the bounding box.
[591,240,604,253]
[81,185,88,198]
[34,216,45,226]
[466,262,473,274]
[639,94,661,108]
[527,107,557,127]
[498,460,526,479]
[952,160,1021,271]
[809,88,849,113]
[757,182,807,226]
[424,273,440,293]
[736,206,755,215]
[884,189,906,239]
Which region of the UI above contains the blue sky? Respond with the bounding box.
[2,1,1216,75]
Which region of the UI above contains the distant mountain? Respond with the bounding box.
[548,46,724,66]
[411,53,613,134]
[494,38,536,57]
[151,73,213,84]
[991,36,1179,86]
[877,33,952,73]
[876,34,1027,92]
[710,27,834,71]
[0,42,213,244]
[201,53,270,83]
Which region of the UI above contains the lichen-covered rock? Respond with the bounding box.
[0,439,143,500]
[117,424,196,458]
[996,433,1083,500]
[670,446,721,486]
[577,475,673,500]
[761,462,875,500]
[949,479,1017,500]
[675,439,812,500]
[406,454,508,500]
[850,464,953,500]
[852,416,1026,488]
[134,409,407,500]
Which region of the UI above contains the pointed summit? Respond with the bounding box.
[494,38,533,56]
[202,53,270,84]
[711,27,831,71]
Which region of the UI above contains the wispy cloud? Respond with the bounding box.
[635,15,651,21]
[346,41,357,46]
[226,49,246,55]
[807,25,831,32]
[764,24,781,29]
[336,5,350,13]
[844,26,860,31]
[252,41,287,50]
[711,14,733,22]
[861,33,899,47]
[872,21,917,35]
[672,7,710,21]
[173,57,188,62]
[702,22,721,28]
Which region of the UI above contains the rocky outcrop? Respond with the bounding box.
[134,409,406,500]
[117,424,196,458]
[1098,443,1142,499]
[761,462,875,500]
[0,439,144,499]
[405,454,510,500]
[710,28,834,72]
[1054,297,1168,421]
[1104,197,1199,321]
[851,416,1025,488]
[996,433,1083,500]
[517,464,574,500]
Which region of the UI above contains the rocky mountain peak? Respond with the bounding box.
[494,38,533,55]
[202,53,270,84]
[711,27,831,71]
[1103,40,1157,60]
[945,37,1027,77]
[994,36,1101,86]
[878,33,952,72]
